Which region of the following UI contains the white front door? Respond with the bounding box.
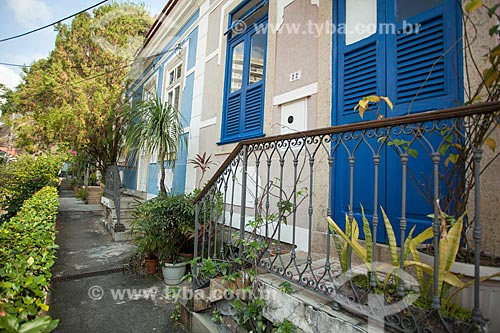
[137,149,149,192]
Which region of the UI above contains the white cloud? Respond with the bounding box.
[7,0,52,28]
[0,65,22,90]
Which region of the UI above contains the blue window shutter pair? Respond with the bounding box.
[220,17,268,144]
[333,0,462,244]
[338,0,460,121]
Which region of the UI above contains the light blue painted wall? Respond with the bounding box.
[172,133,189,195]
[147,163,160,196]
[128,10,200,94]
[133,12,199,195]
[181,73,195,128]
[187,28,198,70]
[121,167,137,190]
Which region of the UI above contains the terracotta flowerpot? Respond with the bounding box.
[145,258,158,275]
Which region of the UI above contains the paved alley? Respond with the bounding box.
[48,190,188,333]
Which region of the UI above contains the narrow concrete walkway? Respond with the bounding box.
[48,190,188,333]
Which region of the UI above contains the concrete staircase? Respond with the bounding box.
[100,195,142,241]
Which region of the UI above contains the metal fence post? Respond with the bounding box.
[239,145,248,258]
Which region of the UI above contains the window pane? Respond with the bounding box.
[249,30,265,84]
[345,0,377,45]
[174,86,180,110]
[176,65,182,80]
[397,0,442,21]
[168,91,173,106]
[230,42,244,93]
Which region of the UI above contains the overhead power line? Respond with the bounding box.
[27,44,182,94]
[0,0,109,43]
[0,62,28,68]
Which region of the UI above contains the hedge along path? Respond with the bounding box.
[0,186,60,332]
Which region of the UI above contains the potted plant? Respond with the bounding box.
[152,193,195,285]
[130,198,166,275]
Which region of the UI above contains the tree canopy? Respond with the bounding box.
[5,2,153,174]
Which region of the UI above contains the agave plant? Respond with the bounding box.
[328,205,436,293]
[328,204,500,304]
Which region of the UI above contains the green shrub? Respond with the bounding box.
[131,193,195,263]
[0,186,60,332]
[0,155,63,223]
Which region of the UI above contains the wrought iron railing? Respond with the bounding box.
[192,101,500,332]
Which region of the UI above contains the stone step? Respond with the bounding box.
[101,196,142,210]
[108,209,136,220]
[209,275,251,303]
[193,287,212,312]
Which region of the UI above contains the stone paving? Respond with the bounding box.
[47,190,189,333]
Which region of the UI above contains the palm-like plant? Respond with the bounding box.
[122,93,184,195]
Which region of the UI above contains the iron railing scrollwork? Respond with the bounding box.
[192,101,500,332]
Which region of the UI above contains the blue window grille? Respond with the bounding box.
[220,0,268,144]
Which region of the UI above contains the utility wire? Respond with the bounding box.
[1,42,181,70]
[0,62,28,68]
[0,0,109,43]
[30,44,181,95]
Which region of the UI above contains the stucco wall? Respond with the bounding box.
[464,0,500,255]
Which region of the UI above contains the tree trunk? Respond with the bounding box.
[159,150,167,195]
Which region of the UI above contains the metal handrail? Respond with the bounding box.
[194,101,500,203]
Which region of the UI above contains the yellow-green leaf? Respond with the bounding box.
[354,99,369,118]
[380,207,399,267]
[27,257,34,266]
[327,216,368,265]
[361,205,373,264]
[380,96,393,110]
[438,214,463,297]
[484,137,496,152]
[365,95,381,103]
[465,0,483,13]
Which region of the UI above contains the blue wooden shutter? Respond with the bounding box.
[388,3,460,114]
[243,84,263,133]
[342,42,379,115]
[396,15,446,103]
[226,94,241,137]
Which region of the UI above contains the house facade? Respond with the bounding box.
[123,0,498,252]
[121,0,500,330]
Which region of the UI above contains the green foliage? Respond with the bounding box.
[0,154,63,223]
[211,308,223,324]
[273,319,297,333]
[131,193,195,263]
[327,206,433,291]
[122,93,185,195]
[8,3,153,174]
[170,302,181,321]
[232,297,267,332]
[0,186,60,332]
[278,281,294,295]
[74,187,87,201]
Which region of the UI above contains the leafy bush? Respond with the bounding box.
[0,186,60,332]
[0,155,62,223]
[131,193,195,263]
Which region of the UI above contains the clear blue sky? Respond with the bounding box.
[0,0,166,90]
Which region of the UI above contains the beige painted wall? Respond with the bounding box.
[464,1,500,255]
[191,1,335,252]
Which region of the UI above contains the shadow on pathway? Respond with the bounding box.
[48,190,189,333]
